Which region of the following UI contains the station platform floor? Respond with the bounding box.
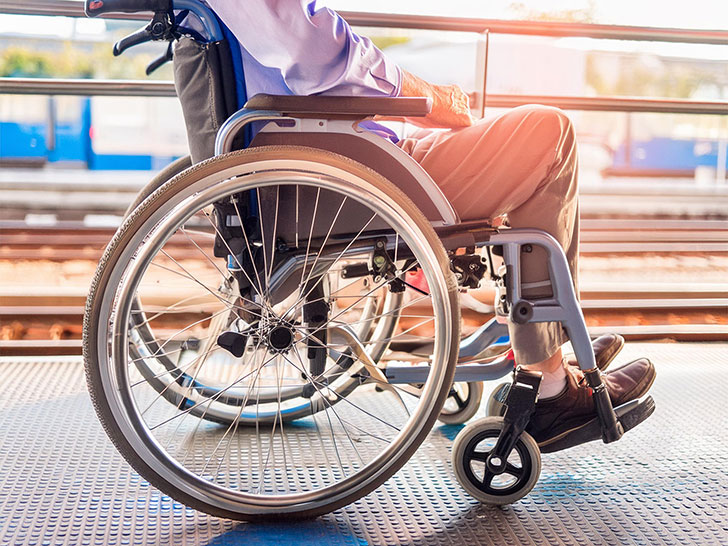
[1,342,726,546]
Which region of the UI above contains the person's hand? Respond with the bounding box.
[398,70,474,129]
[425,83,474,128]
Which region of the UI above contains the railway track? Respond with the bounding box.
[1,218,726,354]
[2,219,728,260]
[2,284,725,355]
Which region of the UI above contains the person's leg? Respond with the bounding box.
[398,105,578,384]
[398,106,654,422]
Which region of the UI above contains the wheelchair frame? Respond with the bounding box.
[215,107,599,380]
[81,0,656,518]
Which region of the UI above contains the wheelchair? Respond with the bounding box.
[83,0,655,520]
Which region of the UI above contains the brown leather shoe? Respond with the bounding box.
[526,357,655,447]
[566,334,625,371]
[602,357,656,406]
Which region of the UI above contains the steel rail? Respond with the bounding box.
[2,0,728,45]
[4,226,728,245]
[2,78,727,115]
[0,78,177,98]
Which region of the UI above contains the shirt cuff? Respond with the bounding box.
[392,65,403,97]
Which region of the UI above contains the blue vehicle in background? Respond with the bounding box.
[607,137,728,177]
[1,96,92,167]
[0,94,182,170]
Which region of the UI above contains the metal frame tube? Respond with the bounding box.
[490,229,597,371]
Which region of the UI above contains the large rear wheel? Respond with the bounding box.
[84,146,460,519]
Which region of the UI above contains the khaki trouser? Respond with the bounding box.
[397,105,579,365]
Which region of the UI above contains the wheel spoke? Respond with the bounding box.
[482,468,496,488]
[283,211,377,321]
[299,187,320,289]
[180,225,229,283]
[147,349,280,431]
[451,389,467,409]
[148,259,263,318]
[289,344,347,477]
[295,260,424,346]
[287,348,365,460]
[132,306,233,379]
[202,204,271,313]
[203,337,267,476]
[296,196,348,307]
[505,462,525,478]
[469,451,489,463]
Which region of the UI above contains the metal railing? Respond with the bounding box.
[1,0,727,116]
[3,0,728,44]
[2,78,727,116]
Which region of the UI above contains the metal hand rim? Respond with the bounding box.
[94,160,454,513]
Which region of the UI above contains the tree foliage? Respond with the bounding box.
[0,40,172,79]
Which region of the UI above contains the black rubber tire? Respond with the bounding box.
[83,145,461,520]
[452,416,541,505]
[438,381,484,425]
[485,382,509,417]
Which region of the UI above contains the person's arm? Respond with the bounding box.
[399,69,474,128]
[205,0,401,97]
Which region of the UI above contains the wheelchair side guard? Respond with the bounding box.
[469,229,655,466]
[214,106,460,226]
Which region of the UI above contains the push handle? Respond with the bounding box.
[85,0,171,18]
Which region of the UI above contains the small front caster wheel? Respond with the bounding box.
[439,381,484,424]
[485,382,509,417]
[452,416,541,505]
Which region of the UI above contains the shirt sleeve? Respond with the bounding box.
[204,0,402,97]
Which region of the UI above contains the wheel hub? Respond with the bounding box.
[267,322,296,353]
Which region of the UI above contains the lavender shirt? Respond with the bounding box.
[204,0,402,100]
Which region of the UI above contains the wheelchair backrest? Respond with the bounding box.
[173,11,246,163]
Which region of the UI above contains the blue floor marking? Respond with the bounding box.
[204,521,367,546]
[436,423,465,441]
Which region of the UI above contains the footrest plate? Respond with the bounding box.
[540,395,656,454]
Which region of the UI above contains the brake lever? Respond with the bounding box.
[112,8,177,57]
[113,25,154,56]
[146,40,174,75]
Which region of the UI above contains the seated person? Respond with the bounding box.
[203,0,655,446]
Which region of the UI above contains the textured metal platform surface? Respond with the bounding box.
[1,342,727,546]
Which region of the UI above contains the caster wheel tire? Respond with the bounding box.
[439,381,484,424]
[452,416,541,505]
[485,382,509,417]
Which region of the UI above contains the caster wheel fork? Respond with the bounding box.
[453,366,543,505]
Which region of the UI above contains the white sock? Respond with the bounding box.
[538,362,567,400]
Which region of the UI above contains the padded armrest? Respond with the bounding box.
[244,93,432,118]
